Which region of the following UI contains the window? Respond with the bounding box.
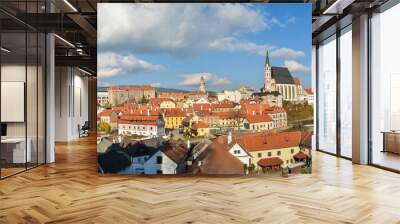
[291,149,294,153]
[156,156,163,164]
[258,153,262,158]
[317,35,337,154]
[157,170,162,174]
[370,4,400,171]
[277,151,281,156]
[268,152,271,157]
[340,26,353,158]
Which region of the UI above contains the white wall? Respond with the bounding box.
[55,67,89,141]
[144,151,177,174]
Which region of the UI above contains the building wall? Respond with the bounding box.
[165,116,184,129]
[145,151,177,174]
[229,144,251,166]
[54,67,89,141]
[249,146,301,168]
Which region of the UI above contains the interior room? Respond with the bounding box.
[0,0,400,223]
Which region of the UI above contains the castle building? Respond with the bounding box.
[108,85,156,106]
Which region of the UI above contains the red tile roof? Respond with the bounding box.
[187,140,244,175]
[245,114,272,123]
[240,103,271,115]
[304,88,313,95]
[226,131,302,152]
[300,131,313,148]
[212,111,239,119]
[193,103,212,112]
[99,109,114,117]
[149,98,174,106]
[164,108,186,117]
[293,151,308,160]
[120,115,160,121]
[257,157,283,167]
[162,141,189,164]
[293,77,301,86]
[192,121,208,129]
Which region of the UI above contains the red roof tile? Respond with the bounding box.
[246,114,272,123]
[293,77,301,86]
[293,151,308,160]
[162,141,189,164]
[304,88,313,95]
[225,131,302,152]
[192,121,208,129]
[257,157,283,167]
[187,140,244,175]
[99,109,114,117]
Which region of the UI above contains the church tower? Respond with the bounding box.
[264,50,275,92]
[199,76,207,93]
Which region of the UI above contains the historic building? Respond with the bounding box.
[108,85,156,106]
[217,90,242,103]
[263,50,308,103]
[118,114,165,137]
[164,108,186,129]
[225,131,306,170]
[97,91,109,108]
[198,76,207,93]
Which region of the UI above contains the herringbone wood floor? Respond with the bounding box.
[1,136,400,224]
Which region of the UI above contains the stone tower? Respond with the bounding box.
[199,76,207,93]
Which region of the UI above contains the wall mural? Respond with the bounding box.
[97,3,313,176]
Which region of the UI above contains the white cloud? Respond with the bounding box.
[179,72,231,86]
[270,48,305,58]
[209,37,271,56]
[98,52,163,78]
[286,16,296,24]
[284,60,310,73]
[98,68,121,78]
[211,77,231,85]
[267,16,296,28]
[98,3,269,57]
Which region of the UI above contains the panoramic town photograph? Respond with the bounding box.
[97,3,313,175]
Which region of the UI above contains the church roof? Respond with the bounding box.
[271,67,295,85]
[265,50,270,66]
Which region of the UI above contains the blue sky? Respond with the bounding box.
[98,3,311,91]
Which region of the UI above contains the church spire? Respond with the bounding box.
[265,50,270,66]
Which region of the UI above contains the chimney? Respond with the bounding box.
[228,131,232,144]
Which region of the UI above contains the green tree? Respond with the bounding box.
[98,122,111,133]
[139,95,149,104]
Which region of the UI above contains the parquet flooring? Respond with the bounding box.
[1,136,400,223]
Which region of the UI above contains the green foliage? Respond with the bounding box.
[139,95,149,104]
[301,166,312,174]
[247,163,256,174]
[283,101,314,124]
[98,122,111,133]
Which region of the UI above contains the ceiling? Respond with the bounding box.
[1,0,393,73]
